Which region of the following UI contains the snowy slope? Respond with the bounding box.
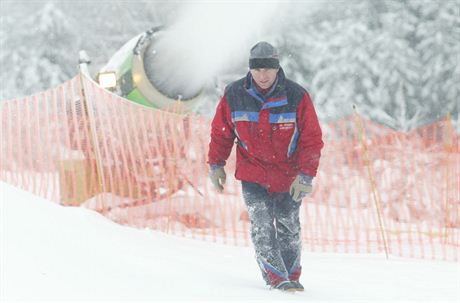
[1,181,458,303]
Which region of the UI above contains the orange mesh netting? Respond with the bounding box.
[1,74,458,261]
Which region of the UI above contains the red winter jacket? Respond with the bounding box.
[208,69,323,192]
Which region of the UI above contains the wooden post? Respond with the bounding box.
[77,52,108,209]
[443,112,453,243]
[353,105,390,259]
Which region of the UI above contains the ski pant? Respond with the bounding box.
[241,181,302,286]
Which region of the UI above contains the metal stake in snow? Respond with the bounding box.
[353,104,390,259]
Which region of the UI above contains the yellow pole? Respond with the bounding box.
[77,69,108,210]
[353,105,390,259]
[443,112,453,243]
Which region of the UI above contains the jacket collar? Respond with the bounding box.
[244,67,286,92]
[244,68,287,104]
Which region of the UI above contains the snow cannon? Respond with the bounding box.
[98,26,202,112]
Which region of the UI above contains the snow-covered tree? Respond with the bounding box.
[1,2,80,98]
[415,1,460,125]
[277,0,459,130]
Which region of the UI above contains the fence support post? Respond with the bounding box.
[443,112,454,244]
[353,105,390,259]
[77,50,108,209]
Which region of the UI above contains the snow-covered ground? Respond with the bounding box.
[1,181,458,303]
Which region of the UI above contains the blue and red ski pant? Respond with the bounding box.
[241,181,302,286]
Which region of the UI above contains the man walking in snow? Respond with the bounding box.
[208,41,323,292]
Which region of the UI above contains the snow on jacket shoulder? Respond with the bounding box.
[208,69,323,192]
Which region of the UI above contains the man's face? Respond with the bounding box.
[250,68,279,89]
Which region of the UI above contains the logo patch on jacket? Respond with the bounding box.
[278,123,295,130]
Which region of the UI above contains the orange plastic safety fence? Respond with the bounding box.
[1,74,458,261]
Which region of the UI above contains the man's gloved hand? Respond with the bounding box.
[290,174,313,202]
[209,165,226,192]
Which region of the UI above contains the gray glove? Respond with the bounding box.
[289,174,313,202]
[209,165,226,192]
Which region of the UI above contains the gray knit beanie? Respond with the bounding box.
[249,41,280,69]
